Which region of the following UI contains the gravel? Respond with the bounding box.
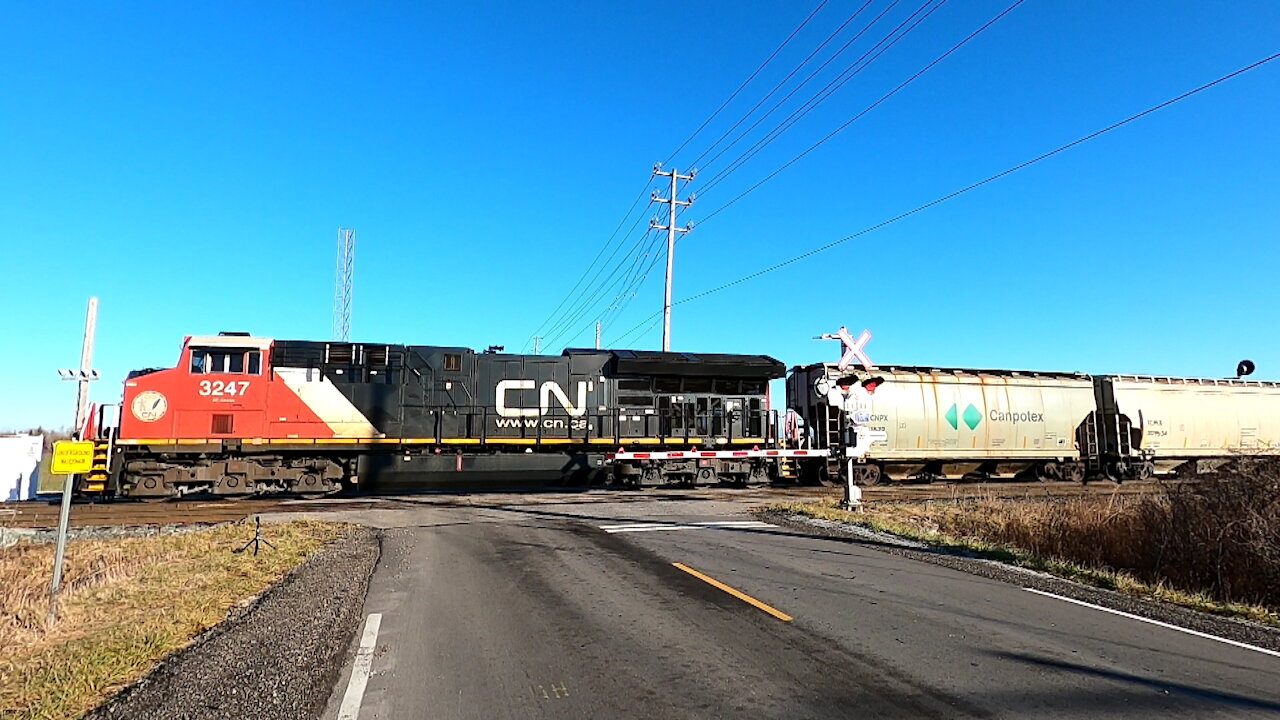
[83,526,381,720]
[758,510,1280,654]
[1,524,217,548]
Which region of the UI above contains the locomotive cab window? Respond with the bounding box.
[444,353,462,372]
[189,348,263,375]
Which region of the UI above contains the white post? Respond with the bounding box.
[662,169,676,352]
[650,165,693,352]
[844,457,862,511]
[49,296,98,627]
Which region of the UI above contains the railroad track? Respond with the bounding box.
[0,481,1170,530]
[859,479,1173,503]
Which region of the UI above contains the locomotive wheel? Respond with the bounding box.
[293,473,337,499]
[298,491,337,500]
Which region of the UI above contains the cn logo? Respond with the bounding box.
[496,380,593,418]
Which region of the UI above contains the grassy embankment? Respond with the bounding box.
[36,454,58,495]
[0,521,348,720]
[769,463,1280,626]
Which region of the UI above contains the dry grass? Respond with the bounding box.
[769,464,1280,627]
[0,521,348,720]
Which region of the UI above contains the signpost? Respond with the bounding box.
[817,326,876,510]
[48,297,98,627]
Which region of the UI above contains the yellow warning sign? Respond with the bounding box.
[51,441,95,474]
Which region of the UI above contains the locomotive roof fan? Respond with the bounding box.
[1237,359,1256,378]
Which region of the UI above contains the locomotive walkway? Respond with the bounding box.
[285,493,1280,720]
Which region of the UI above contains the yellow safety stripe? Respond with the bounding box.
[117,435,771,447]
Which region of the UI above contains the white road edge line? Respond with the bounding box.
[605,526,695,533]
[1023,588,1280,659]
[603,523,774,534]
[337,612,383,720]
[600,521,772,531]
[693,520,772,526]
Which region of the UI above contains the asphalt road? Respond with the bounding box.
[312,495,1280,719]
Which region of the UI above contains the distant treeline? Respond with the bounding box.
[1,427,72,451]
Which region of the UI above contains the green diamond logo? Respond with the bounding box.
[945,404,958,430]
[963,404,983,430]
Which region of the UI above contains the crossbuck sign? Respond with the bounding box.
[834,327,874,372]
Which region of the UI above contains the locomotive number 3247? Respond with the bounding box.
[199,380,250,397]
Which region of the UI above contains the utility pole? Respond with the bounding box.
[49,296,99,627]
[595,321,602,350]
[650,164,694,352]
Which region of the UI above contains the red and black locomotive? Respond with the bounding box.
[93,333,786,498]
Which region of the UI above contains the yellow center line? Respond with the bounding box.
[671,562,793,623]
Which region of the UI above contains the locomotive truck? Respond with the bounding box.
[70,332,1280,499]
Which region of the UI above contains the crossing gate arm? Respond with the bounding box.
[606,449,831,462]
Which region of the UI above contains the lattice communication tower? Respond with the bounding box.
[334,228,355,341]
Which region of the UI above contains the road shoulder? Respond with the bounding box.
[84,526,380,720]
[759,510,1280,655]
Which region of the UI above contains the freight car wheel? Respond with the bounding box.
[854,464,882,486]
[1035,462,1062,482]
[1061,463,1085,484]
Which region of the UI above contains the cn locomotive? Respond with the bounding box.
[89,333,789,498]
[70,331,1280,499]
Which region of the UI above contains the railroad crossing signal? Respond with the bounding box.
[50,441,95,474]
[817,327,875,371]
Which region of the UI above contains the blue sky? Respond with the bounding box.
[1,0,1277,429]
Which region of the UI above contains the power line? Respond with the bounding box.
[537,2,835,349]
[539,216,656,347]
[545,227,665,349]
[536,182,665,346]
[540,2,830,347]
[541,199,680,350]
[700,0,1025,223]
[691,0,911,176]
[655,51,1280,317]
[696,0,947,197]
[577,0,935,348]
[685,0,882,171]
[525,176,656,350]
[613,307,666,347]
[663,0,831,167]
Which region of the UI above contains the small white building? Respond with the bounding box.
[0,435,43,502]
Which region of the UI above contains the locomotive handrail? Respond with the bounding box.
[395,405,773,447]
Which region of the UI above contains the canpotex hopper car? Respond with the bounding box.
[98,333,787,498]
[785,363,1280,484]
